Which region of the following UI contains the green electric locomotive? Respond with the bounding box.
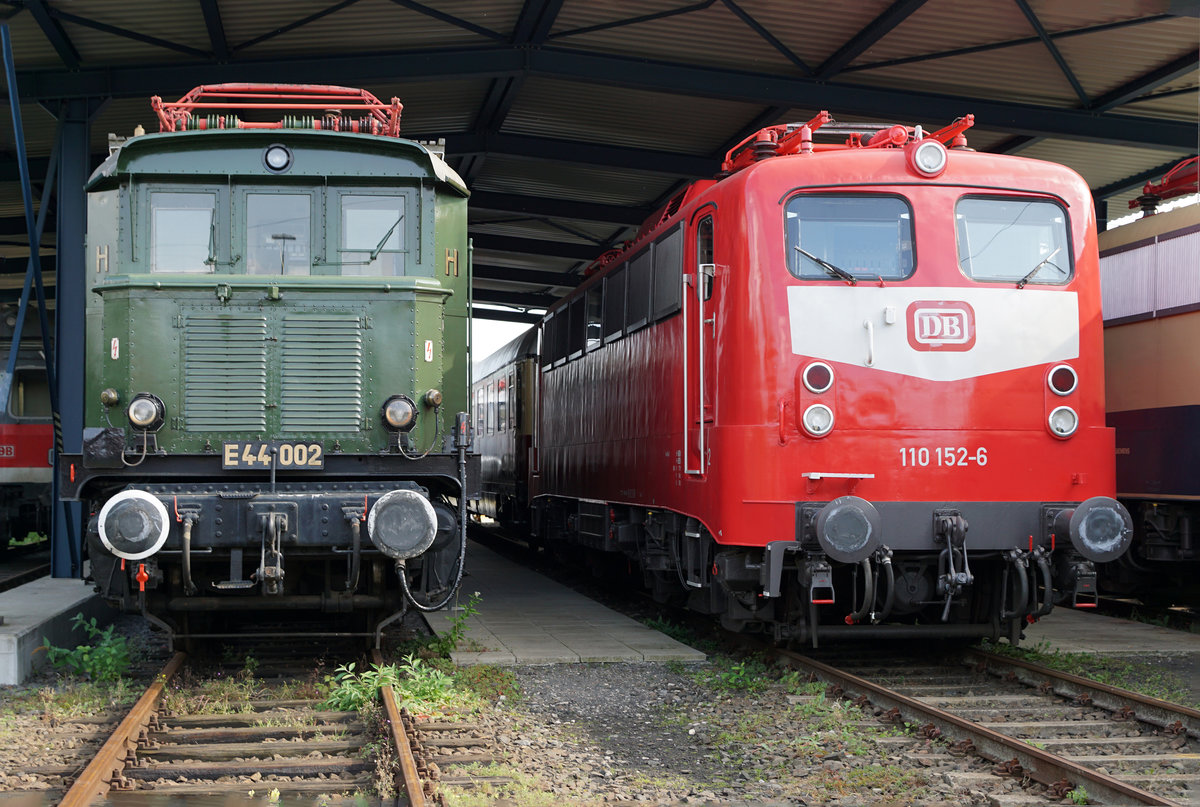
[60,84,477,643]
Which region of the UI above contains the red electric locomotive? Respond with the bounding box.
[524,113,1131,645]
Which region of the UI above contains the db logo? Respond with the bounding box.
[906,301,976,352]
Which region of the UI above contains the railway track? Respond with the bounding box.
[14,649,505,806]
[782,646,1198,806]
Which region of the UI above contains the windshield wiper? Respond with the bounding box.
[1016,246,1063,289]
[369,214,404,261]
[794,245,856,285]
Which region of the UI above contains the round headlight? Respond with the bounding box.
[815,496,882,564]
[382,395,417,431]
[1067,496,1133,563]
[1048,364,1078,396]
[263,144,292,173]
[802,403,834,437]
[1048,405,1078,438]
[910,140,947,177]
[127,394,164,430]
[98,489,170,561]
[803,362,834,394]
[367,489,438,560]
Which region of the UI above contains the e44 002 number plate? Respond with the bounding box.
[222,441,324,469]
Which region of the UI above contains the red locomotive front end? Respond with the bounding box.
[531,115,1130,644]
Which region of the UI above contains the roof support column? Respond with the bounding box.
[51,98,99,577]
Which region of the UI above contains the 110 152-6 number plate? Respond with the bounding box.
[222,441,324,469]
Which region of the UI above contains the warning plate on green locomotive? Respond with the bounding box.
[222,442,324,469]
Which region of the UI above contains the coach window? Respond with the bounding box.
[497,377,507,431]
[956,197,1072,285]
[602,265,626,343]
[508,370,517,429]
[338,194,407,276]
[486,382,496,434]
[245,192,312,275]
[626,247,653,331]
[785,194,914,282]
[651,226,683,320]
[475,388,485,435]
[150,191,217,272]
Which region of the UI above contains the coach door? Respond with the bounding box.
[683,214,716,475]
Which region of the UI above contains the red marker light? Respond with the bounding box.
[136,564,149,592]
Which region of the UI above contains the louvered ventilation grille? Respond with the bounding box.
[281,313,364,432]
[184,314,268,431]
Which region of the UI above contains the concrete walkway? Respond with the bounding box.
[1023,605,1200,654]
[0,577,115,685]
[422,542,706,666]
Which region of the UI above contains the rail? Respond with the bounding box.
[779,649,1180,806]
[58,651,186,807]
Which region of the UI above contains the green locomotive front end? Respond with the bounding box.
[60,85,477,643]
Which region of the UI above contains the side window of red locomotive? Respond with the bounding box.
[585,285,603,351]
[626,248,653,331]
[651,225,683,321]
[567,296,586,359]
[602,266,626,343]
[784,194,914,282]
[955,197,1072,285]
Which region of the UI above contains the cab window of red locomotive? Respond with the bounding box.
[955,197,1072,285]
[8,368,50,419]
[697,216,714,301]
[246,193,311,275]
[784,195,914,281]
[339,194,407,276]
[150,191,217,273]
[602,266,626,343]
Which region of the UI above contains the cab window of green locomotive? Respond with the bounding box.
[150,192,216,273]
[784,194,914,282]
[8,368,51,420]
[339,195,406,276]
[955,197,1072,285]
[246,193,311,275]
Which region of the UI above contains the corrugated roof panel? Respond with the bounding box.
[1054,16,1200,108]
[501,77,763,155]
[470,155,680,207]
[1020,139,1191,202]
[547,2,804,75]
[58,1,209,65]
[843,41,1080,107]
[470,215,614,246]
[220,0,501,58]
[5,11,66,67]
[845,0,1033,66]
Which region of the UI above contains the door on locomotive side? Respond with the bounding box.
[683,210,717,476]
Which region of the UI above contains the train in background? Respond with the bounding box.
[471,328,538,531]
[1098,158,1199,605]
[59,85,478,645]
[476,112,1133,646]
[0,303,53,546]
